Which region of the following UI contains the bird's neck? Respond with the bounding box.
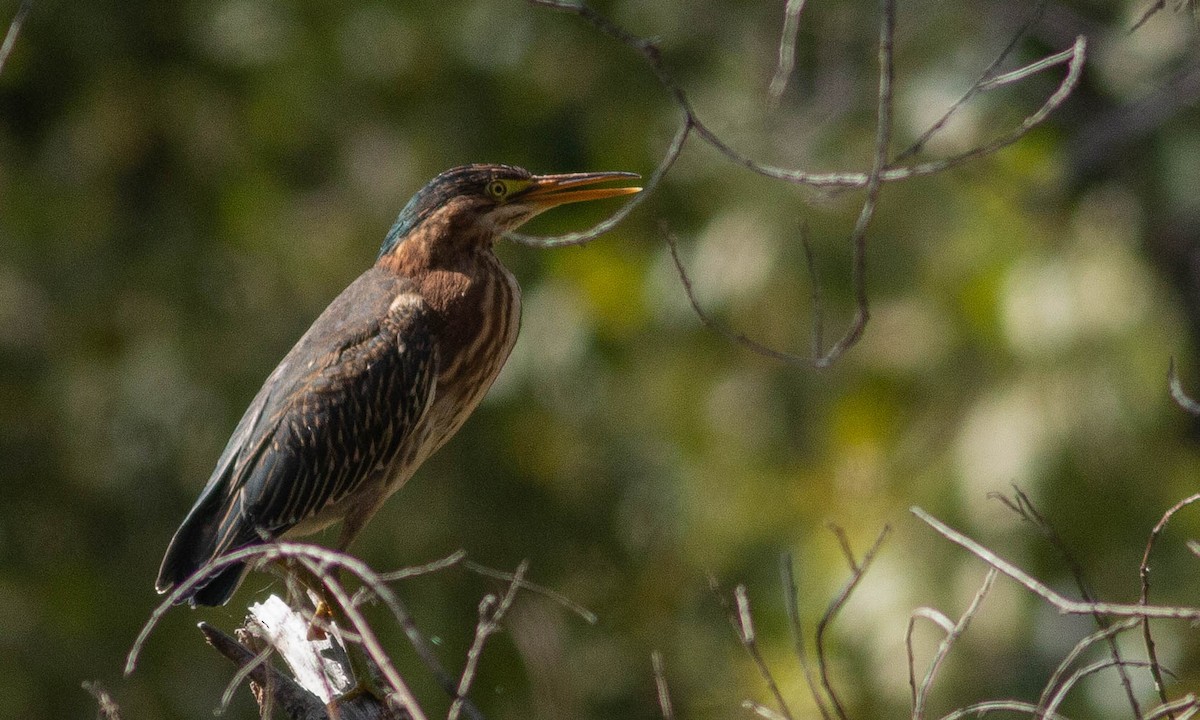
[376,221,503,319]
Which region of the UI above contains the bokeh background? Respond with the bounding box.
[3,0,1200,718]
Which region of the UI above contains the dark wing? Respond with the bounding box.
[156,267,437,605]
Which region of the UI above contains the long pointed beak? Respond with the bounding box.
[520,171,642,209]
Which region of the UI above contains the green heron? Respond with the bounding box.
[156,164,640,607]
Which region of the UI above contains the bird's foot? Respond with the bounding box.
[306,599,334,641]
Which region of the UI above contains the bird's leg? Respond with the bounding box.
[325,575,389,704]
[326,521,388,703]
[270,558,336,640]
[275,556,387,701]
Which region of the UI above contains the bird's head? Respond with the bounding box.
[378,164,640,260]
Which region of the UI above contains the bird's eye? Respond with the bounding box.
[487,180,508,200]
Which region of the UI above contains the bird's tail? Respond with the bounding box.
[156,491,254,607]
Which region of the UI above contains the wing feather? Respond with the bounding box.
[156,268,436,603]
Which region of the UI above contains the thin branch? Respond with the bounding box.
[815,524,891,720]
[938,700,1069,720]
[993,488,1141,719]
[1044,659,1158,718]
[768,0,809,105]
[781,554,833,720]
[651,651,676,720]
[375,550,467,582]
[978,44,1078,91]
[448,561,529,720]
[734,584,794,720]
[663,223,818,367]
[895,0,1047,162]
[911,507,1200,621]
[909,569,997,720]
[1038,620,1145,718]
[1146,696,1200,720]
[218,640,277,715]
[462,559,598,625]
[0,0,31,77]
[1140,492,1200,713]
[1168,357,1200,415]
[506,120,688,248]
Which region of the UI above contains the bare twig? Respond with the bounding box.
[911,507,1200,621]
[462,559,598,624]
[768,0,809,105]
[0,0,30,77]
[781,554,833,720]
[993,488,1142,719]
[506,121,688,248]
[736,584,795,720]
[217,639,277,715]
[939,700,1069,720]
[908,569,997,720]
[651,651,676,720]
[524,0,1086,366]
[375,549,467,582]
[448,561,529,720]
[1039,624,1149,719]
[816,524,891,720]
[1168,358,1200,415]
[895,0,1048,162]
[1146,695,1200,720]
[1140,492,1200,713]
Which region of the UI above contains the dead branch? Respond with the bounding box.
[520,0,1086,367]
[768,0,809,105]
[815,525,891,720]
[993,488,1142,719]
[911,506,1200,622]
[1140,491,1200,713]
[908,569,996,719]
[200,619,409,720]
[448,561,528,720]
[780,553,833,720]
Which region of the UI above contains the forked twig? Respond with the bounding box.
[448,560,529,720]
[1140,491,1200,714]
[993,487,1142,719]
[911,507,1200,621]
[816,525,891,720]
[523,0,1087,366]
[908,569,997,719]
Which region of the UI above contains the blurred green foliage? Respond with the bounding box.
[2,0,1200,718]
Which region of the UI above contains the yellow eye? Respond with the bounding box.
[486,180,508,200]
